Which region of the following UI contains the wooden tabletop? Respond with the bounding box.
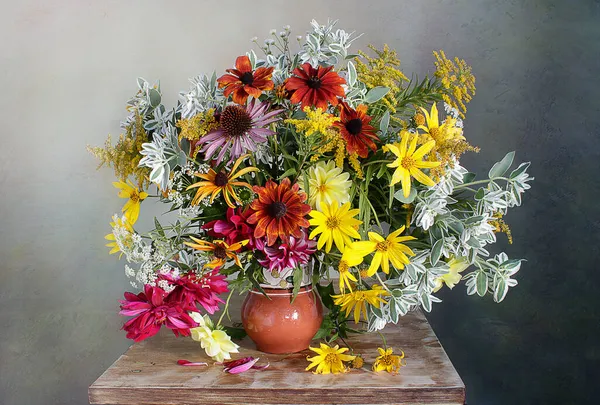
[89,305,464,405]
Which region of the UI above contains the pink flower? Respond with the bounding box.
[119,284,198,342]
[162,270,229,315]
[203,207,255,248]
[256,230,316,273]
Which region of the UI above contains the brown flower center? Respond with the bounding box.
[380,355,394,366]
[324,353,338,365]
[306,76,322,89]
[240,71,254,86]
[401,156,416,169]
[375,241,390,252]
[214,171,229,187]
[429,127,441,141]
[326,217,340,229]
[345,118,363,135]
[268,201,288,219]
[129,190,140,203]
[213,245,228,259]
[221,105,252,137]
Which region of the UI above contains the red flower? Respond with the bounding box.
[217,56,275,105]
[119,285,197,342]
[247,178,311,246]
[285,63,346,110]
[203,207,255,248]
[333,102,379,158]
[163,270,229,315]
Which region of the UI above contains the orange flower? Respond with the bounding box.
[333,101,379,158]
[247,178,311,246]
[184,237,248,269]
[187,154,258,208]
[217,55,275,105]
[285,63,346,110]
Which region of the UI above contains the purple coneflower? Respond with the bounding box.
[197,99,282,165]
[256,230,316,273]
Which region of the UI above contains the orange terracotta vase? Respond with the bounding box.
[241,286,323,354]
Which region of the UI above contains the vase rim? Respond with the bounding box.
[249,285,313,296]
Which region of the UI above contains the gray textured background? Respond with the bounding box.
[1,1,598,404]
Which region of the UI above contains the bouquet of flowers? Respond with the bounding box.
[89,20,532,374]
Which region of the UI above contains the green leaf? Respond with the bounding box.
[364,86,390,103]
[462,172,476,184]
[475,187,485,200]
[316,282,335,310]
[476,271,488,297]
[393,187,417,204]
[493,277,507,303]
[222,326,247,340]
[278,167,296,180]
[154,217,165,237]
[430,239,443,266]
[380,110,390,135]
[148,88,161,108]
[347,61,357,87]
[290,266,303,304]
[509,162,531,179]
[488,151,515,179]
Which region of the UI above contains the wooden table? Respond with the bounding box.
[89,305,464,405]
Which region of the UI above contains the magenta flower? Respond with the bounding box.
[163,270,229,315]
[256,230,316,273]
[197,99,282,165]
[119,284,198,342]
[203,207,255,248]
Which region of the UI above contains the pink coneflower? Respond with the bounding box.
[119,284,197,342]
[203,207,255,248]
[255,230,316,273]
[197,99,282,165]
[162,270,229,315]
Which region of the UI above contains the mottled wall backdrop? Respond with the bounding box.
[0,1,598,404]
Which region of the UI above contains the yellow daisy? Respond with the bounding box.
[418,103,464,145]
[301,160,352,210]
[306,343,356,374]
[352,227,416,276]
[386,134,440,198]
[308,202,362,253]
[184,237,248,269]
[104,215,134,258]
[433,256,470,292]
[113,180,148,224]
[372,347,405,374]
[337,242,375,292]
[332,285,388,324]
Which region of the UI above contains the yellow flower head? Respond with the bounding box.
[104,215,134,258]
[433,256,470,292]
[332,285,388,324]
[184,237,248,269]
[113,180,148,225]
[433,50,476,118]
[187,154,258,208]
[306,343,356,374]
[337,241,379,292]
[301,160,352,210]
[418,103,464,146]
[352,226,416,276]
[176,108,219,142]
[387,133,440,198]
[190,313,239,362]
[308,202,362,253]
[373,347,405,374]
[285,107,339,137]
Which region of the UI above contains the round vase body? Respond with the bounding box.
[241,286,323,354]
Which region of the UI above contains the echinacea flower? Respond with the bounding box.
[203,207,255,247]
[247,178,312,246]
[332,285,388,324]
[184,237,248,269]
[113,180,148,224]
[105,215,134,258]
[306,343,356,374]
[119,284,197,342]
[308,202,362,253]
[333,102,379,158]
[161,270,229,314]
[187,154,258,207]
[301,160,352,210]
[189,312,239,362]
[217,55,275,105]
[255,230,316,273]
[352,227,416,276]
[372,347,405,374]
[198,99,282,165]
[433,256,470,292]
[285,63,346,110]
[386,134,440,198]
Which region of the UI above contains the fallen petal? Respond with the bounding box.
[225,357,260,374]
[177,359,208,366]
[251,363,270,370]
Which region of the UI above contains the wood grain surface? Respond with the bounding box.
[89,294,465,405]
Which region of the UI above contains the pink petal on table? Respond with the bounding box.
[224,357,260,374]
[251,363,270,370]
[177,359,208,366]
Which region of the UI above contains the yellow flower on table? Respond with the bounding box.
[352,226,416,276]
[113,180,148,224]
[308,202,362,253]
[433,256,470,292]
[190,313,239,362]
[332,285,388,324]
[386,133,440,198]
[306,343,356,374]
[373,347,405,374]
[300,160,352,210]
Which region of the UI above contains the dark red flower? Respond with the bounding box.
[285,63,346,110]
[333,102,379,158]
[162,270,229,315]
[217,55,274,105]
[203,207,255,248]
[119,285,197,342]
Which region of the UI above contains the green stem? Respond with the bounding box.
[455,177,510,190]
[377,331,388,350]
[217,288,235,327]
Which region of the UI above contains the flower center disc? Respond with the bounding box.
[345,118,363,135]
[326,217,340,229]
[240,71,254,85]
[268,201,288,219]
[213,245,228,259]
[375,241,389,252]
[324,353,338,365]
[401,156,416,169]
[130,190,140,203]
[221,105,253,137]
[307,76,322,89]
[214,171,229,187]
